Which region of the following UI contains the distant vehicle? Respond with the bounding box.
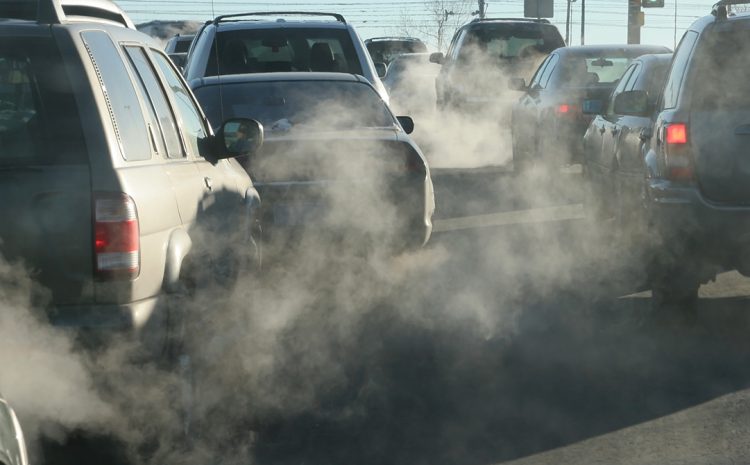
[165,33,195,54]
[430,18,565,112]
[183,12,390,103]
[164,33,195,70]
[510,44,670,171]
[0,395,28,465]
[192,73,435,251]
[0,0,262,354]
[582,53,673,223]
[635,1,750,305]
[365,36,428,65]
[382,52,438,115]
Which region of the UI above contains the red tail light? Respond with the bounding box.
[555,104,579,116]
[664,123,693,181]
[666,123,688,145]
[94,193,140,279]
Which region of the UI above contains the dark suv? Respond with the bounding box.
[430,18,564,111]
[641,0,750,304]
[0,0,262,354]
[365,36,427,65]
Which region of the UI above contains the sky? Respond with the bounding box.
[118,0,720,50]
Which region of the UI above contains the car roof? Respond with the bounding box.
[214,19,349,32]
[554,44,671,56]
[194,71,369,86]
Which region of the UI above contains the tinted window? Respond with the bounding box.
[607,63,638,115]
[458,23,561,61]
[124,46,184,158]
[528,54,551,87]
[153,52,208,157]
[635,60,670,106]
[662,31,697,109]
[207,28,364,76]
[82,31,150,161]
[0,38,86,165]
[366,40,427,64]
[539,53,558,88]
[194,81,394,132]
[688,26,750,111]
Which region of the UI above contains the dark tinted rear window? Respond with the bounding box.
[174,36,193,53]
[0,37,86,165]
[194,80,393,132]
[207,28,363,76]
[459,23,563,59]
[366,40,427,63]
[689,25,750,111]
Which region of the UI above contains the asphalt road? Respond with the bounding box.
[39,165,750,465]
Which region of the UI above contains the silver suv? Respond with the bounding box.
[183,11,389,102]
[0,0,262,353]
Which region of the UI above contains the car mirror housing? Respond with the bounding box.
[508,77,527,91]
[216,118,264,160]
[582,98,604,115]
[396,115,414,134]
[429,52,444,65]
[375,62,387,78]
[614,90,650,117]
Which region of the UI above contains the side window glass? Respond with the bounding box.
[81,31,151,161]
[607,64,638,115]
[529,55,551,88]
[662,31,698,109]
[124,46,184,159]
[449,30,466,61]
[624,63,641,91]
[152,51,208,158]
[539,54,558,88]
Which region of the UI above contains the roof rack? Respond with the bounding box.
[470,17,551,24]
[712,0,750,19]
[213,11,346,25]
[365,36,423,42]
[0,0,134,28]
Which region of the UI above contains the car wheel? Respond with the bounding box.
[649,261,700,311]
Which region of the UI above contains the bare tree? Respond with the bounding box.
[397,0,475,52]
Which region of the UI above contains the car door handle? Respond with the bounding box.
[204,177,212,191]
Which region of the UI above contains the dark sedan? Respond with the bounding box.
[191,73,435,252]
[510,44,670,172]
[583,53,673,224]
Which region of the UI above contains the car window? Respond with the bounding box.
[528,54,551,88]
[688,26,750,111]
[206,28,364,76]
[124,46,184,159]
[458,23,560,63]
[0,37,86,166]
[366,40,427,64]
[152,51,208,158]
[607,63,638,115]
[662,31,698,109]
[635,60,670,107]
[81,30,151,161]
[539,53,558,88]
[448,29,466,61]
[194,80,394,132]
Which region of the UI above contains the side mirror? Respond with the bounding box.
[614,90,650,117]
[508,77,527,91]
[582,99,604,115]
[396,116,414,134]
[374,62,387,78]
[429,52,445,65]
[216,118,264,159]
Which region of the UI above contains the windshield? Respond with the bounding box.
[195,80,394,131]
[206,28,364,76]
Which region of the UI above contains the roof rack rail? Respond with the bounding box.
[470,17,551,24]
[213,11,346,25]
[712,0,750,19]
[365,36,423,41]
[0,0,134,28]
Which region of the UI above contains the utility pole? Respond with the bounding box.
[580,0,585,45]
[477,0,486,19]
[565,0,571,45]
[627,0,642,44]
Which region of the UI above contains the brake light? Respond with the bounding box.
[94,193,140,279]
[557,104,571,114]
[664,123,692,181]
[666,123,688,145]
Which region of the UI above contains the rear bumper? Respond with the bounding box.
[49,295,160,331]
[646,178,750,266]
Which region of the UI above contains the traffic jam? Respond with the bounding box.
[1,0,750,464]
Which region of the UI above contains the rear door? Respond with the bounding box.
[0,33,93,305]
[687,24,750,204]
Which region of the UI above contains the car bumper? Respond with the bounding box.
[49,295,161,331]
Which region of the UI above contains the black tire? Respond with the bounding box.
[649,265,700,310]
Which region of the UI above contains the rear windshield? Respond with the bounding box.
[689,26,750,111]
[206,28,364,76]
[551,52,651,88]
[0,37,86,165]
[367,40,427,64]
[194,80,394,132]
[458,24,563,61]
[173,36,193,53]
